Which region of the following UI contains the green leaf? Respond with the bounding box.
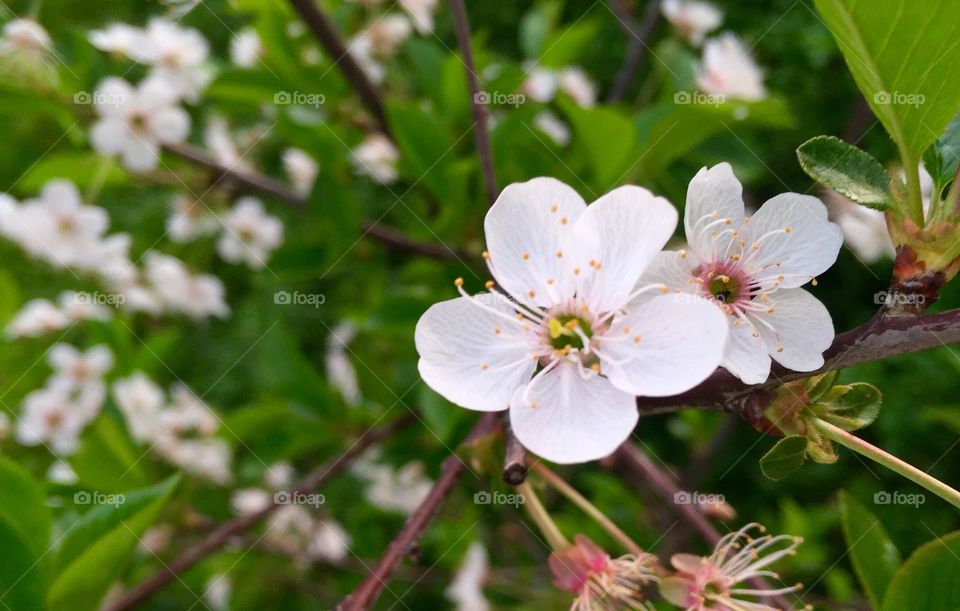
[814,382,882,431]
[19,152,126,193]
[0,456,51,559]
[537,19,599,68]
[923,111,960,198]
[0,513,45,611]
[882,530,960,611]
[840,491,902,610]
[813,0,960,162]
[760,435,808,480]
[385,102,466,204]
[49,476,179,611]
[71,415,150,493]
[561,101,636,190]
[807,370,840,403]
[519,1,560,58]
[797,136,891,209]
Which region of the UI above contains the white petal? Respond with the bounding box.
[509,365,637,464]
[602,294,728,396]
[572,186,678,312]
[93,77,134,116]
[633,249,700,307]
[152,107,190,144]
[683,163,746,259]
[484,177,586,307]
[742,193,843,287]
[89,119,128,155]
[722,318,771,384]
[416,297,537,412]
[122,137,160,171]
[751,288,833,371]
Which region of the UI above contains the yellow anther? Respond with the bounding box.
[767,307,774,314]
[777,274,785,282]
[660,286,669,293]
[811,277,818,286]
[522,252,530,260]
[560,216,568,225]
[759,294,769,302]
[555,250,563,258]
[480,363,488,370]
[718,275,730,282]
[633,335,641,343]
[529,400,538,408]
[590,363,600,372]
[546,277,555,285]
[752,242,761,249]
[454,277,464,287]
[550,203,558,212]
[784,225,792,233]
[724,218,732,225]
[482,250,490,259]
[528,290,536,298]
[548,319,566,339]
[484,280,495,289]
[573,267,580,275]
[494,327,501,335]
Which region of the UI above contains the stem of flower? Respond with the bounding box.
[532,462,644,556]
[815,419,960,510]
[516,480,569,551]
[901,153,925,225]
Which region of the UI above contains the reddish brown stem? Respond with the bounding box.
[337,412,499,611]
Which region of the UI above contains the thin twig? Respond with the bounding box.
[607,0,663,104]
[104,415,414,611]
[502,415,529,485]
[615,443,796,610]
[288,0,391,136]
[164,143,462,261]
[337,412,499,611]
[449,0,499,207]
[636,308,960,417]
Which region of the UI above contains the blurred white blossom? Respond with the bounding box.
[217,196,284,269]
[351,133,399,184]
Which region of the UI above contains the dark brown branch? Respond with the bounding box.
[449,0,499,207]
[338,412,499,611]
[607,0,663,104]
[615,443,795,610]
[637,308,960,418]
[104,415,414,611]
[163,143,461,261]
[288,0,391,136]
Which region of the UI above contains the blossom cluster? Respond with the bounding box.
[416,164,842,463]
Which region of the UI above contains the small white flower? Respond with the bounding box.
[282,148,319,195]
[265,504,315,558]
[90,76,190,171]
[158,437,232,484]
[6,299,69,338]
[358,14,412,57]
[557,67,596,108]
[446,542,490,611]
[264,461,295,489]
[361,459,433,514]
[138,524,174,555]
[204,116,253,173]
[89,22,141,56]
[203,574,231,611]
[661,0,723,46]
[145,252,230,319]
[308,520,351,563]
[0,18,55,85]
[533,111,571,147]
[16,385,87,455]
[230,27,263,68]
[696,33,766,101]
[230,487,272,516]
[399,0,438,34]
[823,191,892,263]
[521,66,558,103]
[416,178,729,463]
[46,459,78,484]
[48,343,114,387]
[217,196,284,269]
[113,372,166,442]
[351,133,400,184]
[325,322,362,405]
[136,19,211,102]
[639,163,842,384]
[58,291,113,323]
[166,195,219,243]
[163,384,219,437]
[2,18,51,53]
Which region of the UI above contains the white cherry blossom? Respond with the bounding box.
[16,384,87,455]
[134,19,211,102]
[89,23,141,56]
[534,111,571,146]
[351,133,400,184]
[6,299,69,338]
[113,372,166,442]
[166,195,219,243]
[231,488,272,516]
[282,147,319,195]
[415,178,729,463]
[217,196,284,269]
[230,28,263,68]
[399,0,438,34]
[696,33,765,101]
[446,542,490,611]
[308,520,351,563]
[557,67,596,108]
[661,0,723,46]
[145,252,230,319]
[90,76,190,171]
[639,163,842,384]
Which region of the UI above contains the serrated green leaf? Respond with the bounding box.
[840,492,901,610]
[760,435,808,480]
[923,112,960,198]
[882,530,960,611]
[807,370,840,403]
[797,136,890,209]
[49,476,179,611]
[813,0,960,163]
[815,382,882,431]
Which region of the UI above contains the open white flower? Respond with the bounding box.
[521,66,558,103]
[696,33,765,101]
[90,76,190,171]
[533,111,571,147]
[89,22,141,56]
[6,299,69,337]
[58,291,113,323]
[204,116,253,173]
[0,18,56,85]
[217,196,284,269]
[446,542,490,611]
[557,67,596,108]
[145,252,230,319]
[230,488,271,516]
[351,133,399,184]
[415,178,729,464]
[639,163,842,384]
[399,0,438,34]
[325,321,362,405]
[308,520,351,563]
[166,195,219,243]
[134,19,211,102]
[16,385,87,455]
[113,372,166,442]
[661,0,723,46]
[49,343,114,386]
